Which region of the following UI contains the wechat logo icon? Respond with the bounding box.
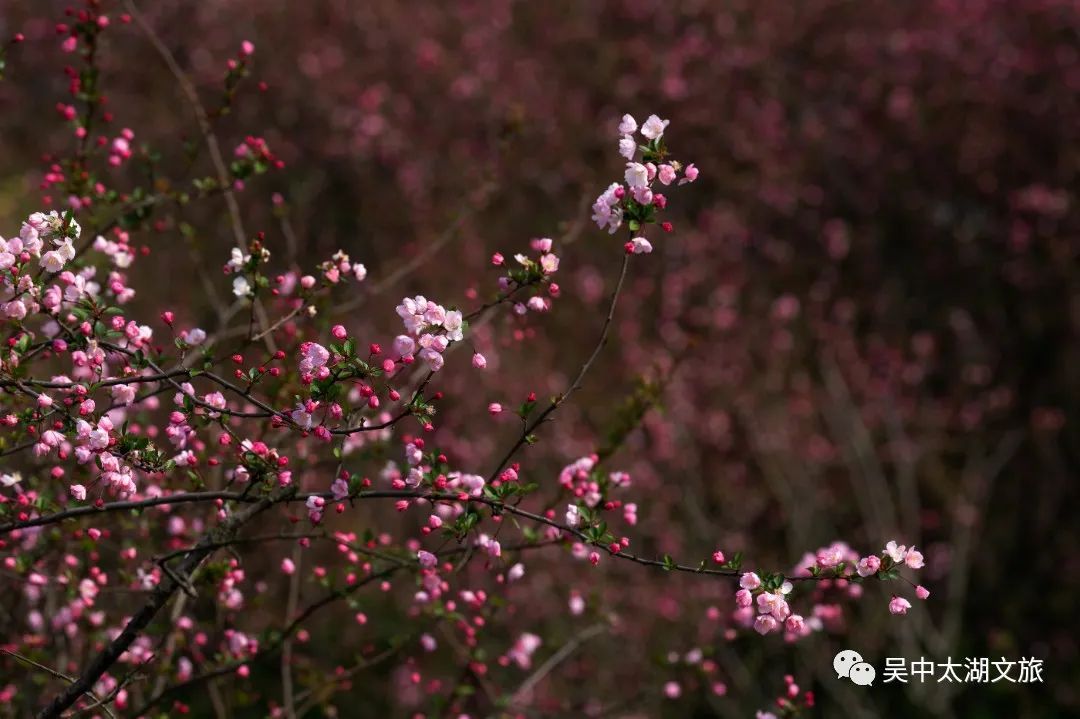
[834,649,876,686]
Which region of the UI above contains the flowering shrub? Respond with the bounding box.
[0,88,925,712]
[0,0,1075,717]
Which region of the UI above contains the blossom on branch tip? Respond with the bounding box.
[884,541,906,563]
[904,546,925,569]
[640,114,669,140]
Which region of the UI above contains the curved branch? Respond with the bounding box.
[486,253,631,483]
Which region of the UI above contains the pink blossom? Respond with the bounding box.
[889,596,912,615]
[540,253,560,274]
[305,496,325,523]
[110,384,136,405]
[298,342,330,374]
[856,555,881,577]
[624,162,649,189]
[442,310,464,341]
[739,572,762,590]
[785,614,807,635]
[753,614,779,635]
[640,114,669,140]
[884,541,907,563]
[565,504,581,527]
[331,477,349,500]
[392,335,416,358]
[631,185,653,205]
[591,182,624,233]
[507,633,542,669]
[904,546,925,569]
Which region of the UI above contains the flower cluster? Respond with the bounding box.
[753,674,815,719]
[736,572,805,638]
[733,538,927,640]
[317,250,367,285]
[558,454,631,498]
[490,236,561,316]
[106,128,135,167]
[224,240,272,298]
[0,35,936,714]
[506,632,542,669]
[592,112,699,254]
[393,296,463,372]
[229,135,283,189]
[2,212,82,319]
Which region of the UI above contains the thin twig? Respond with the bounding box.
[486,253,631,483]
[509,623,606,707]
[2,649,117,719]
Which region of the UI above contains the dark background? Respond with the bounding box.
[1,1,1077,716]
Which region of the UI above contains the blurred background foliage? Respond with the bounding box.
[1,0,1078,716]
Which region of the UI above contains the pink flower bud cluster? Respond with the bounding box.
[733,538,928,640]
[591,113,699,251]
[393,296,462,372]
[491,236,562,317]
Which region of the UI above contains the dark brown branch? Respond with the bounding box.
[36,487,294,718]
